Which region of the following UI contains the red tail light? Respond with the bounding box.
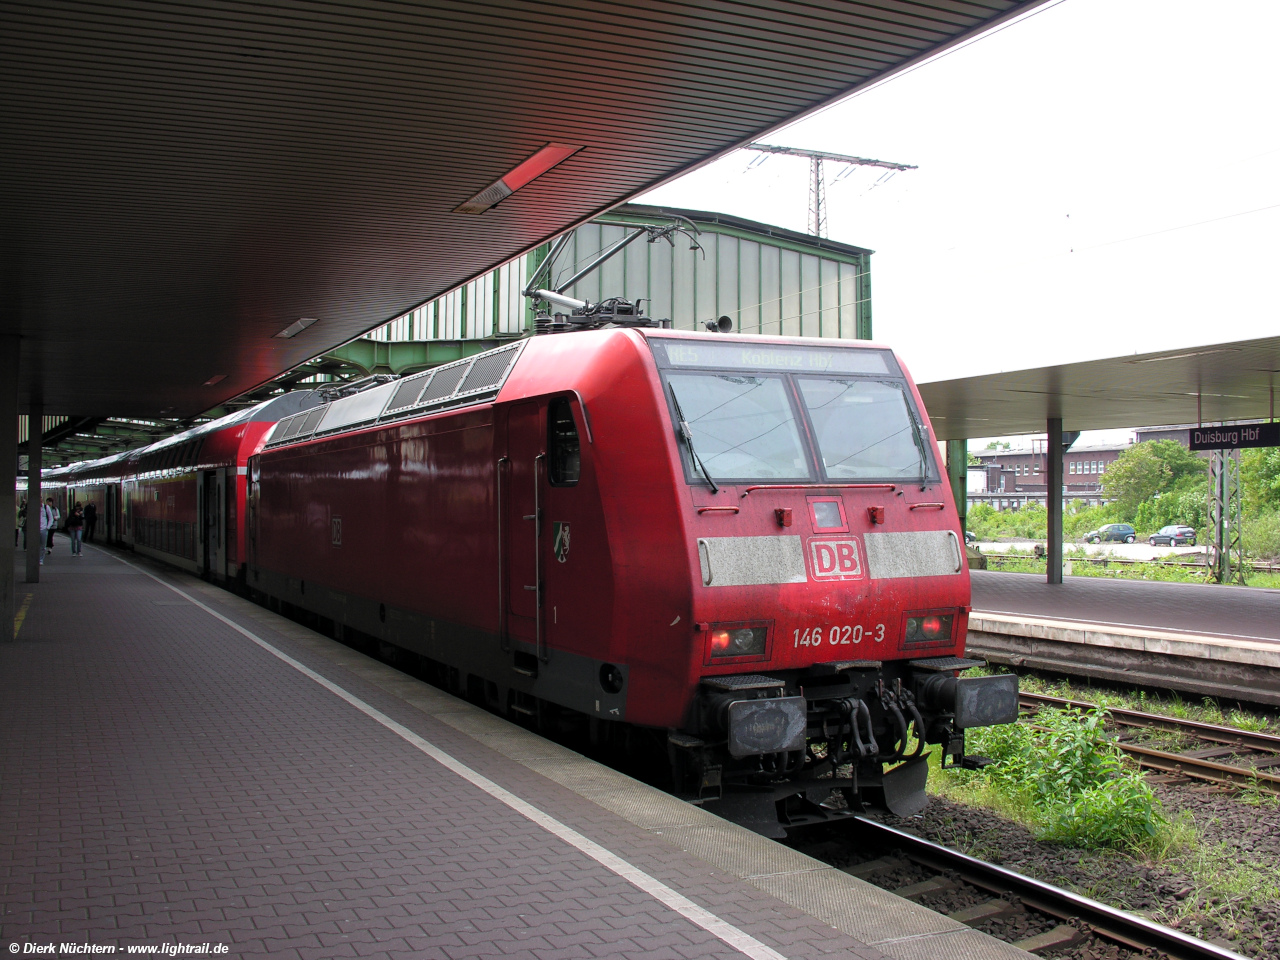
[904,612,955,644]
[707,625,768,660]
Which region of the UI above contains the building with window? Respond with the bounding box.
[968,440,1129,511]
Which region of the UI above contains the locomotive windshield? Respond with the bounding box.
[666,374,810,480]
[798,378,926,480]
[652,338,937,485]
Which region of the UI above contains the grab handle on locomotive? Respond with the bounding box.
[533,453,546,663]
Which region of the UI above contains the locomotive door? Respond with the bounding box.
[501,396,583,664]
[503,402,543,650]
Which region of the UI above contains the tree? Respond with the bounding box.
[1242,447,1280,512]
[1102,440,1205,520]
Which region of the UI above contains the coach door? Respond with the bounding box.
[503,402,543,658]
[105,485,117,541]
[199,469,226,579]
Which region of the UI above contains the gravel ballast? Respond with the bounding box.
[871,784,1280,959]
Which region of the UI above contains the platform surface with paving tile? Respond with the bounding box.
[971,569,1280,643]
[2,537,1033,960]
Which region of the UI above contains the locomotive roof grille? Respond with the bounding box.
[459,348,521,393]
[418,364,469,405]
[264,340,526,450]
[386,373,431,411]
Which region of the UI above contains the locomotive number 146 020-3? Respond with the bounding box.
[793,623,885,647]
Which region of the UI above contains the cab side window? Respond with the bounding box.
[548,398,580,486]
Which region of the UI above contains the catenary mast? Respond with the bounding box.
[744,143,916,237]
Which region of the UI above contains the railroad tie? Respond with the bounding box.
[947,899,1019,925]
[838,856,908,878]
[893,876,955,900]
[1015,924,1083,954]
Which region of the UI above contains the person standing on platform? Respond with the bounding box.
[39,498,55,563]
[84,500,98,543]
[66,502,85,557]
[16,498,25,547]
[45,496,59,555]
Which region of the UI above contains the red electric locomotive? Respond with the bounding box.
[250,327,1017,834]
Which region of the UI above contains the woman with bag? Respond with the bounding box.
[66,502,85,557]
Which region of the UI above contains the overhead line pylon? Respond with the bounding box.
[744,143,916,238]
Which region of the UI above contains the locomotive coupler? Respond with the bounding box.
[839,697,878,760]
[878,690,910,762]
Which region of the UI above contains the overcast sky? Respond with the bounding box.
[641,0,1280,416]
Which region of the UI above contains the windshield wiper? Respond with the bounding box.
[905,402,929,482]
[669,384,719,494]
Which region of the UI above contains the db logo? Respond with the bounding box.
[808,538,863,580]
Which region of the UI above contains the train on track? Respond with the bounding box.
[49,326,1017,835]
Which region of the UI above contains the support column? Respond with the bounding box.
[1047,418,1063,585]
[25,400,42,583]
[0,336,16,635]
[946,439,967,534]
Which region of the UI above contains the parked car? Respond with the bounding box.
[1149,525,1197,547]
[965,530,977,544]
[1084,523,1136,544]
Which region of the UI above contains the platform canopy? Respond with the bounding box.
[918,335,1280,441]
[2,0,1046,419]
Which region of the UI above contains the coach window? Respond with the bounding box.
[548,397,580,486]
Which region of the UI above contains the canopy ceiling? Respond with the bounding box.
[3,0,1043,418]
[918,336,1280,441]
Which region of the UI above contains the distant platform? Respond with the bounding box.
[969,571,1280,705]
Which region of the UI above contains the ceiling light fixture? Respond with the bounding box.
[455,143,583,215]
[203,374,227,386]
[1127,348,1239,364]
[275,317,318,339]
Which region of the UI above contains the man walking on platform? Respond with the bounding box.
[84,500,97,543]
[38,498,55,564]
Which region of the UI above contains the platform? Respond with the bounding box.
[969,571,1280,705]
[2,538,1032,960]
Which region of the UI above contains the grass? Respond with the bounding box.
[1008,670,1280,738]
[922,695,1280,953]
[1155,835,1280,943]
[925,720,1280,955]
[928,707,1168,851]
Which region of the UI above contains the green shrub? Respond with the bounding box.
[1036,776,1163,846]
[960,707,1165,851]
[1244,508,1280,560]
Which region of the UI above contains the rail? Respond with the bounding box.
[1019,691,1280,794]
[847,817,1248,960]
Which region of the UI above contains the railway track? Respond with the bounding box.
[1019,692,1280,794]
[803,817,1248,960]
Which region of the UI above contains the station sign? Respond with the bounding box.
[1189,422,1280,451]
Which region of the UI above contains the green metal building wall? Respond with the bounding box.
[366,203,872,344]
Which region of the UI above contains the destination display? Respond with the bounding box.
[1189,422,1280,451]
[655,338,893,375]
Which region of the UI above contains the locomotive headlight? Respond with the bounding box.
[708,625,767,659]
[904,613,954,643]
